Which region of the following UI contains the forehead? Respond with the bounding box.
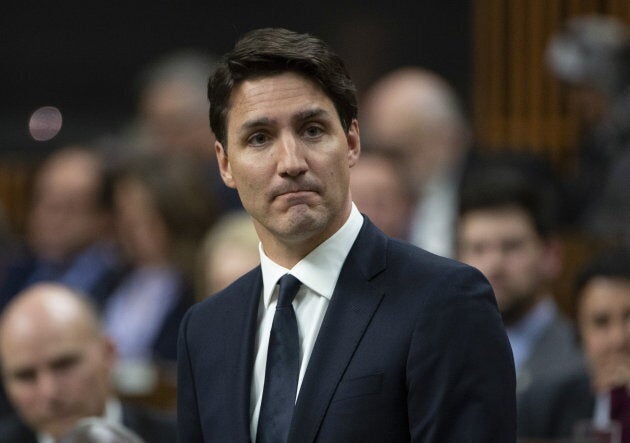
[0,314,94,371]
[227,72,336,128]
[580,277,630,313]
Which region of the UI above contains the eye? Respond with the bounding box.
[50,354,81,374]
[247,132,269,147]
[591,313,610,329]
[12,368,36,383]
[303,124,324,139]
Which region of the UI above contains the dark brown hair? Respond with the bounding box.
[208,27,358,147]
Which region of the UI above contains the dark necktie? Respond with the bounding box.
[257,274,302,443]
[610,386,630,443]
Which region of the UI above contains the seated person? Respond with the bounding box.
[0,146,122,309]
[518,248,630,441]
[457,161,585,406]
[0,282,176,442]
[196,210,259,300]
[104,153,215,365]
[349,148,414,240]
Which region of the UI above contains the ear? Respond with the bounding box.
[101,335,117,373]
[215,140,236,189]
[346,119,361,168]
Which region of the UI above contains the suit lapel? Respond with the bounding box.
[288,218,387,442]
[220,269,263,441]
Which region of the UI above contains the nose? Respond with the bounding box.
[276,132,308,177]
[37,371,60,401]
[476,246,504,279]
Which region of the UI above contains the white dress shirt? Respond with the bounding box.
[409,167,459,258]
[249,203,364,441]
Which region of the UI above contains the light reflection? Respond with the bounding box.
[28,106,63,141]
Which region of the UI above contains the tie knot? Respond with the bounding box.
[276,274,302,308]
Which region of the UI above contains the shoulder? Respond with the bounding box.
[0,414,37,442]
[122,403,177,443]
[358,216,487,286]
[387,238,492,305]
[193,266,260,311]
[180,265,261,331]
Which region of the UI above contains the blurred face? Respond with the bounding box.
[578,277,630,392]
[216,72,360,266]
[29,152,106,262]
[114,178,170,266]
[350,154,411,239]
[205,242,260,295]
[0,309,114,439]
[140,80,215,159]
[458,207,557,325]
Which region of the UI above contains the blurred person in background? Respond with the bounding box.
[518,248,630,442]
[0,283,176,443]
[349,148,414,240]
[547,15,630,244]
[0,146,122,310]
[103,152,216,371]
[196,210,259,301]
[457,161,585,414]
[128,50,241,215]
[361,67,472,257]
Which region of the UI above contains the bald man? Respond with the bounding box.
[362,68,472,257]
[0,283,175,443]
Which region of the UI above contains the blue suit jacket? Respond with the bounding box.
[178,217,516,442]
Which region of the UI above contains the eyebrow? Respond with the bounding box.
[237,107,332,136]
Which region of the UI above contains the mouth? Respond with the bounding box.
[276,189,317,204]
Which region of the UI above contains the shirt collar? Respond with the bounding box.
[260,203,364,308]
[37,397,123,443]
[506,297,556,370]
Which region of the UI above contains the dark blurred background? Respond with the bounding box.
[1,1,471,155]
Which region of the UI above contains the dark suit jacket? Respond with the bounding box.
[0,403,176,443]
[518,370,594,440]
[178,217,516,442]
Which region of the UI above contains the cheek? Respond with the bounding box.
[6,382,39,413]
[581,327,608,361]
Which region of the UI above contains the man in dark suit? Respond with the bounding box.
[0,283,176,443]
[177,27,516,442]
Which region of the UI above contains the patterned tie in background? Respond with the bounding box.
[257,274,302,443]
[610,386,630,443]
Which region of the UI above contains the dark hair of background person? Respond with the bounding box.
[458,153,560,240]
[208,27,358,147]
[573,248,630,305]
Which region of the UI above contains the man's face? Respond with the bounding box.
[350,154,411,239]
[216,72,360,260]
[578,277,630,392]
[457,207,557,324]
[0,314,114,439]
[29,153,105,262]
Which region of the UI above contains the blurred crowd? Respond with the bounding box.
[0,14,629,443]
